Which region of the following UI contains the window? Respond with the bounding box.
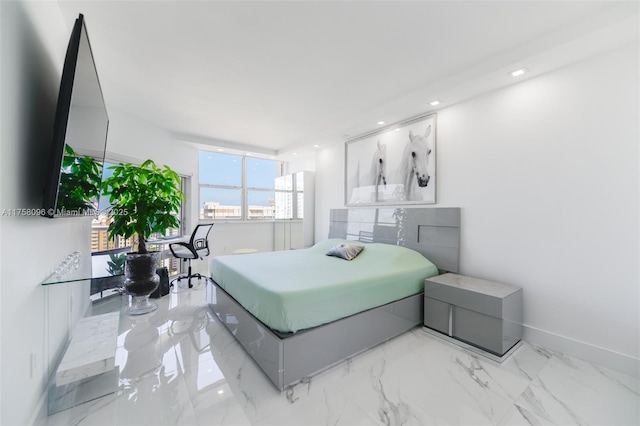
[247,157,277,220]
[199,151,280,221]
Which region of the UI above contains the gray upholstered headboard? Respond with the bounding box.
[328,207,461,273]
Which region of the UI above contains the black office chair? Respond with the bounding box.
[169,223,214,289]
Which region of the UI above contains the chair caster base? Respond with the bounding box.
[170,274,208,293]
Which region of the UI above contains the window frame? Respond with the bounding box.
[199,151,282,222]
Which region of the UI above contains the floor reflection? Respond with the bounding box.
[42,284,639,426]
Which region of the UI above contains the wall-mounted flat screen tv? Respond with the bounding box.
[42,13,108,218]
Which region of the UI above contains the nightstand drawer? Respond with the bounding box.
[453,306,505,355]
[424,297,450,335]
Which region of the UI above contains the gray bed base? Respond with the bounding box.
[207,207,460,391]
[207,280,422,390]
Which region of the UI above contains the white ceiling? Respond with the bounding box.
[56,1,639,160]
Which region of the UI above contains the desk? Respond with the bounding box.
[147,235,187,261]
[147,235,187,280]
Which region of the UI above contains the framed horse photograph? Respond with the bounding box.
[345,113,436,206]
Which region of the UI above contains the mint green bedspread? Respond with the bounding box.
[209,239,439,333]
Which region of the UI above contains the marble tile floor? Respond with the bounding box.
[41,284,639,426]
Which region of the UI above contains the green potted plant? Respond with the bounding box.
[102,159,184,315]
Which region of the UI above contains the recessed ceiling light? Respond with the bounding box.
[377,121,385,125]
[292,152,298,156]
[429,100,441,106]
[395,128,401,132]
[313,144,320,148]
[510,68,528,77]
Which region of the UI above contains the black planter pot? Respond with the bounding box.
[124,252,160,315]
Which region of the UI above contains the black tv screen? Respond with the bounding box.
[43,14,108,218]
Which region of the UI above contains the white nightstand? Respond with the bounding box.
[423,273,523,361]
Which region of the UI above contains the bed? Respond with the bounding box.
[207,207,460,390]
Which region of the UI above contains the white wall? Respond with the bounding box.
[0,2,93,424]
[287,154,316,174]
[315,44,639,376]
[315,145,346,240]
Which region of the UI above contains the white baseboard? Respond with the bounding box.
[523,324,639,378]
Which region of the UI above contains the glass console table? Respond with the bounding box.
[42,235,186,287]
[40,236,185,415]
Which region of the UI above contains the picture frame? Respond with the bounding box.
[345,113,436,206]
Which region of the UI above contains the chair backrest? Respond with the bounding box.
[190,223,214,257]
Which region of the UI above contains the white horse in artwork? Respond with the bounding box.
[350,140,388,203]
[398,125,433,201]
[364,140,387,189]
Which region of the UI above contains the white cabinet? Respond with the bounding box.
[274,171,314,250]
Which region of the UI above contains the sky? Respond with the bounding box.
[98,162,114,212]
